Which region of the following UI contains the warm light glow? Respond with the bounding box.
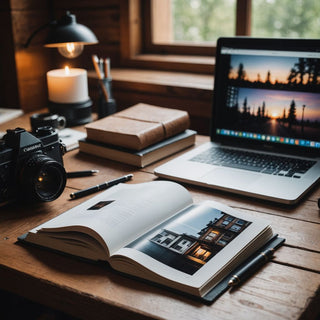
[271,112,279,119]
[64,66,70,75]
[38,176,43,182]
[67,43,75,53]
[193,246,211,260]
[57,42,84,58]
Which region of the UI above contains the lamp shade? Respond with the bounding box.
[44,12,98,47]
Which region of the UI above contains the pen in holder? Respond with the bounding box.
[98,77,117,119]
[92,55,117,119]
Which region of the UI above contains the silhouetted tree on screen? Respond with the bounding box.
[288,100,297,129]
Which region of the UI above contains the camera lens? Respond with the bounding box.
[19,154,66,202]
[35,164,65,200]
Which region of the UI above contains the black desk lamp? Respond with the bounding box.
[25,11,99,126]
[25,11,98,58]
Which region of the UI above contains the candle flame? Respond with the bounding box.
[64,66,70,75]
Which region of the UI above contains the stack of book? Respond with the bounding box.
[79,103,197,167]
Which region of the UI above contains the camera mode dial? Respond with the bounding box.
[35,126,55,137]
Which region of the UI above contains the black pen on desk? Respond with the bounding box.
[66,170,99,178]
[70,174,133,200]
[228,248,275,288]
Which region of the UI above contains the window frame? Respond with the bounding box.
[143,0,251,55]
[120,0,251,73]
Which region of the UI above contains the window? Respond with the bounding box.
[151,230,177,246]
[156,0,237,42]
[149,0,320,49]
[251,0,320,38]
[204,230,220,242]
[143,0,251,56]
[171,238,193,253]
[191,246,212,261]
[121,0,320,73]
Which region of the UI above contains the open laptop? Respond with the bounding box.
[154,37,320,204]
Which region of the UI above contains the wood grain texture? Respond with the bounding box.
[124,54,215,74]
[10,0,49,10]
[110,68,214,91]
[8,2,53,111]
[236,0,251,35]
[0,113,319,320]
[0,242,319,320]
[53,0,119,9]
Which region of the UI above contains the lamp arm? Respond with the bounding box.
[24,21,57,48]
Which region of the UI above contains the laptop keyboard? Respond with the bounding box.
[190,147,316,179]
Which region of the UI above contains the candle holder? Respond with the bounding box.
[98,78,117,119]
[48,99,92,126]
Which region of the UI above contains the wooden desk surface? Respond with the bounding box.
[0,113,320,320]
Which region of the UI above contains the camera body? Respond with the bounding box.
[0,127,67,203]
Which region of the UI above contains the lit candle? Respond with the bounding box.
[46,66,89,104]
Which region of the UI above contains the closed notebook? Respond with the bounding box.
[85,103,190,150]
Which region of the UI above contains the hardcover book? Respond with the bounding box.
[84,103,190,150]
[79,129,196,168]
[19,181,281,301]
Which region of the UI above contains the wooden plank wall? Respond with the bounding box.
[9,0,53,112]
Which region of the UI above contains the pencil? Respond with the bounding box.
[92,54,109,100]
[91,54,102,79]
[104,58,110,78]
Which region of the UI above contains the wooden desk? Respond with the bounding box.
[1,112,320,320]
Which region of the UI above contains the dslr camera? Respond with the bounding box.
[0,127,67,203]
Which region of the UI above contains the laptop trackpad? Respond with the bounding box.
[202,168,261,189]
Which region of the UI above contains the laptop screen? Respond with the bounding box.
[212,38,320,154]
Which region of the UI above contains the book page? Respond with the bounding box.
[110,200,273,296]
[30,181,193,257]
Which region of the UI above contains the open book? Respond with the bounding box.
[19,181,276,299]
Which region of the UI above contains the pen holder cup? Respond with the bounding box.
[98,78,117,119]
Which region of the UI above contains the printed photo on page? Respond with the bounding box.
[126,204,251,275]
